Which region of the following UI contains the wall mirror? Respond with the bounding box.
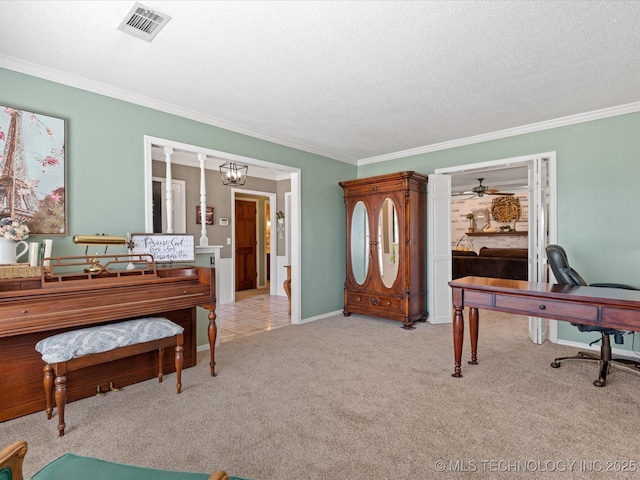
[351,201,369,285]
[378,197,399,288]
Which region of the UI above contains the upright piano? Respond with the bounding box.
[0,254,216,422]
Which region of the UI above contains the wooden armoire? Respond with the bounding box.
[339,171,428,328]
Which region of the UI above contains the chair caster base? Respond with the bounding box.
[550,361,561,368]
[593,379,606,387]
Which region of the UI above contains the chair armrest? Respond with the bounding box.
[209,471,230,480]
[590,283,639,291]
[0,441,28,480]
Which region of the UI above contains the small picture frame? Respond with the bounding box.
[196,206,214,225]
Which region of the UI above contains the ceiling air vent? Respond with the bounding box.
[118,2,171,42]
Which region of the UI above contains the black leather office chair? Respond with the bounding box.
[546,244,640,386]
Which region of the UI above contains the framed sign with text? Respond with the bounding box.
[129,233,195,263]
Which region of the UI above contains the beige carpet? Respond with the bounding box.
[3,311,640,479]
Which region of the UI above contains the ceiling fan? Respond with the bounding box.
[453,178,514,198]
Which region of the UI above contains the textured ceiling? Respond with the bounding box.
[0,1,638,165]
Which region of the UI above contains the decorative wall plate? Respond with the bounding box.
[490,196,521,223]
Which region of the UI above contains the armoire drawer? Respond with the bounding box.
[347,292,403,311]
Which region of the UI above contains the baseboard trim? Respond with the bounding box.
[428,316,450,325]
[299,309,343,324]
[555,338,640,361]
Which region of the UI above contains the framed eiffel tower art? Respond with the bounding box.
[0,105,66,235]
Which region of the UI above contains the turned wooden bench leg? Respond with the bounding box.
[175,333,183,394]
[158,347,164,383]
[43,364,54,420]
[44,363,68,436]
[53,364,67,437]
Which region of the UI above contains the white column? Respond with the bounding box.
[164,146,174,233]
[198,153,209,246]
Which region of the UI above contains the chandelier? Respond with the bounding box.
[219,161,248,186]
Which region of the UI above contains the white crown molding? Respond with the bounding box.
[358,101,640,166]
[0,54,356,164]
[3,54,638,168]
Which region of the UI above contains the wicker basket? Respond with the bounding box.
[0,264,41,279]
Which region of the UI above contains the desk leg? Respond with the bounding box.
[469,307,479,365]
[207,308,217,377]
[452,306,464,377]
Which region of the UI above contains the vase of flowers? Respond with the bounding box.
[0,218,30,265]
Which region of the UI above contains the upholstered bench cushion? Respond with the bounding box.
[35,317,184,364]
[31,453,248,480]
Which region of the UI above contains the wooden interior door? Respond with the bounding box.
[235,199,257,291]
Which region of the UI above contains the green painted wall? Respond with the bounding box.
[4,65,639,351]
[0,67,354,327]
[359,112,640,349]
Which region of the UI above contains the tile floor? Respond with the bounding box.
[217,285,291,343]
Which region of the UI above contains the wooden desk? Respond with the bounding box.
[448,276,640,378]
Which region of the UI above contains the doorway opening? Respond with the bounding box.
[235,197,258,291]
[230,188,280,298]
[429,152,557,343]
[143,135,302,325]
[221,189,289,344]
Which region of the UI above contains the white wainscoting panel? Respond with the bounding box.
[275,255,288,297]
[218,257,234,304]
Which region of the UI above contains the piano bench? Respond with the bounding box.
[35,317,184,437]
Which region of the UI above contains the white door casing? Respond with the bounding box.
[427,174,452,324]
[527,157,549,344]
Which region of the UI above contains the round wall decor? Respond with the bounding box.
[490,196,521,223]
